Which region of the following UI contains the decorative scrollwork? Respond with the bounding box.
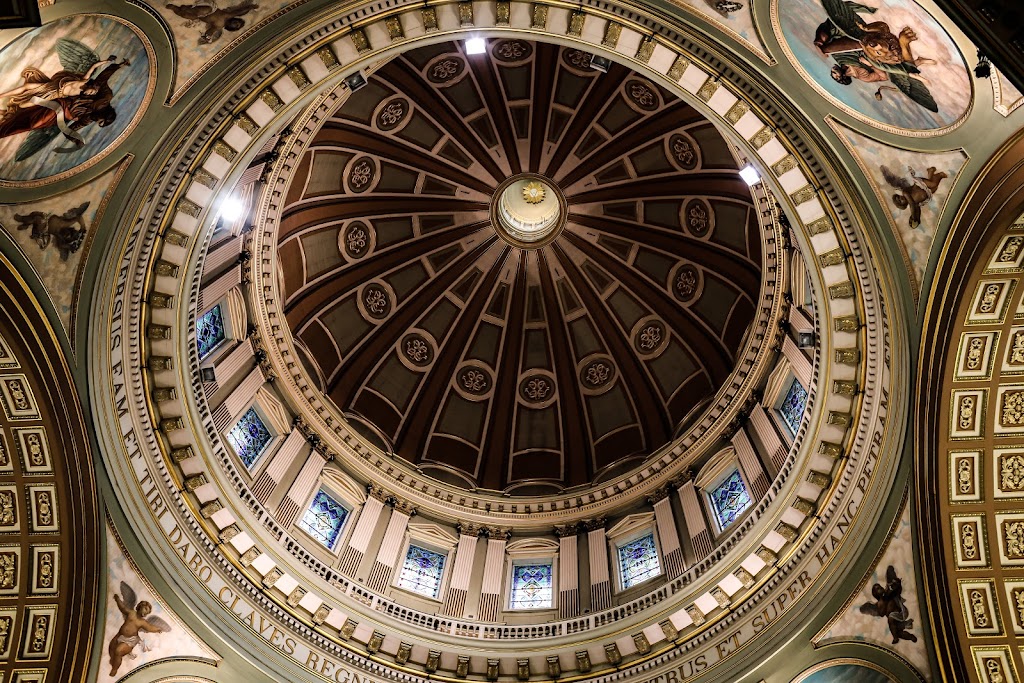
[377,98,409,130]
[520,375,552,403]
[347,156,376,194]
[626,80,659,111]
[361,284,391,320]
[493,40,531,62]
[427,58,465,84]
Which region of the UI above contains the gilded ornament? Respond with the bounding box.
[263,567,283,587]
[260,89,283,111]
[978,283,1002,314]
[791,185,816,205]
[961,521,978,559]
[835,348,860,365]
[818,248,845,267]
[818,441,843,458]
[567,10,584,36]
[164,228,190,247]
[633,632,650,654]
[350,28,370,53]
[958,394,976,430]
[775,522,799,541]
[240,547,260,566]
[0,492,14,526]
[147,324,172,340]
[957,457,974,494]
[756,547,777,564]
[793,497,816,515]
[496,1,510,25]
[236,113,259,136]
[1000,236,1024,262]
[807,471,831,488]
[200,500,222,517]
[965,337,986,370]
[152,386,176,402]
[635,38,655,63]
[1013,588,1024,627]
[287,586,306,607]
[171,446,194,462]
[385,16,403,40]
[1004,520,1024,558]
[486,659,500,680]
[35,549,54,590]
[149,292,173,308]
[367,630,385,653]
[313,604,331,625]
[697,78,718,102]
[685,605,705,625]
[829,281,854,298]
[458,1,473,26]
[517,658,530,680]
[161,417,185,433]
[183,473,207,490]
[969,589,989,628]
[711,587,730,607]
[522,181,546,204]
[660,618,679,640]
[456,655,470,678]
[750,126,773,149]
[602,22,622,48]
[772,155,798,176]
[0,616,10,653]
[575,650,591,672]
[342,619,359,640]
[546,655,561,678]
[531,4,548,28]
[1000,453,1024,491]
[666,55,689,81]
[807,216,831,235]
[834,315,859,332]
[213,139,237,162]
[725,100,748,124]
[155,260,180,277]
[317,46,339,69]
[177,197,201,218]
[833,379,858,396]
[0,553,15,589]
[395,641,412,664]
[1010,332,1024,364]
[604,643,622,665]
[1001,390,1024,426]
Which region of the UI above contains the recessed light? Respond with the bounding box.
[589,55,611,73]
[465,37,486,55]
[344,71,367,91]
[739,164,761,186]
[220,197,245,222]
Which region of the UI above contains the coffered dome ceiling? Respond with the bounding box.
[278,40,762,494]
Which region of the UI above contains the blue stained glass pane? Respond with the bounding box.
[780,378,808,434]
[617,533,661,589]
[196,305,226,360]
[509,563,553,610]
[710,470,752,530]
[227,408,272,468]
[396,545,446,598]
[298,490,349,550]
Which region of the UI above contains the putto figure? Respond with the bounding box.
[14,201,90,260]
[166,0,260,44]
[880,165,947,229]
[858,565,919,644]
[108,581,172,676]
[813,0,939,112]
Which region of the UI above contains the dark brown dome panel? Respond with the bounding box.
[276,39,763,493]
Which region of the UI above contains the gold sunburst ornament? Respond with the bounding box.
[522,181,546,204]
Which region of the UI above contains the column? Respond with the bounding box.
[197,270,241,313]
[366,500,414,593]
[442,524,481,617]
[586,520,611,612]
[477,529,510,622]
[649,490,685,580]
[212,365,264,431]
[252,428,306,503]
[732,427,769,500]
[750,403,787,472]
[338,486,387,577]
[677,480,713,564]
[556,525,580,619]
[782,335,813,388]
[275,453,325,527]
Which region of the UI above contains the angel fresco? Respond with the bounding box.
[812,0,939,112]
[0,38,130,163]
[14,201,90,261]
[166,0,260,44]
[858,565,918,644]
[108,581,172,676]
[880,165,947,229]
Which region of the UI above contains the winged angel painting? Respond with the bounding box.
[776,0,971,131]
[107,581,172,676]
[0,16,151,183]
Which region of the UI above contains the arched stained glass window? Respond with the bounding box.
[196,304,226,360]
[226,407,272,468]
[780,377,808,434]
[396,544,446,598]
[617,533,661,589]
[509,563,553,609]
[298,489,349,550]
[710,469,752,530]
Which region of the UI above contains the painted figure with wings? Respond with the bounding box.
[880,165,947,229]
[166,0,260,44]
[858,565,918,645]
[108,581,172,676]
[0,38,130,162]
[812,0,939,113]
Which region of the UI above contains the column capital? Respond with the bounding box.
[484,527,511,541]
[645,486,672,505]
[366,483,390,502]
[581,517,607,532]
[390,498,417,516]
[455,522,485,537]
[553,523,579,538]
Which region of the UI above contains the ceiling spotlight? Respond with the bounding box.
[465,37,486,55]
[344,71,367,91]
[739,164,761,186]
[219,196,245,222]
[589,55,611,73]
[797,331,816,349]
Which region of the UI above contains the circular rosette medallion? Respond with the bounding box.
[454,363,494,401]
[398,332,435,371]
[340,220,374,260]
[667,132,701,171]
[578,356,617,395]
[358,282,393,321]
[375,97,411,131]
[345,156,377,194]
[561,48,594,73]
[518,371,557,408]
[425,55,467,86]
[632,318,669,358]
[683,198,714,237]
[624,80,660,112]
[491,39,533,63]
[670,263,702,303]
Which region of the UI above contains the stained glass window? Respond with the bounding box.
[298,489,349,550]
[780,377,808,434]
[710,470,752,530]
[396,544,446,598]
[509,563,553,610]
[196,304,226,360]
[226,407,272,468]
[617,533,661,589]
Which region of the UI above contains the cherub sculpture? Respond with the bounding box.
[858,565,918,644]
[108,581,172,676]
